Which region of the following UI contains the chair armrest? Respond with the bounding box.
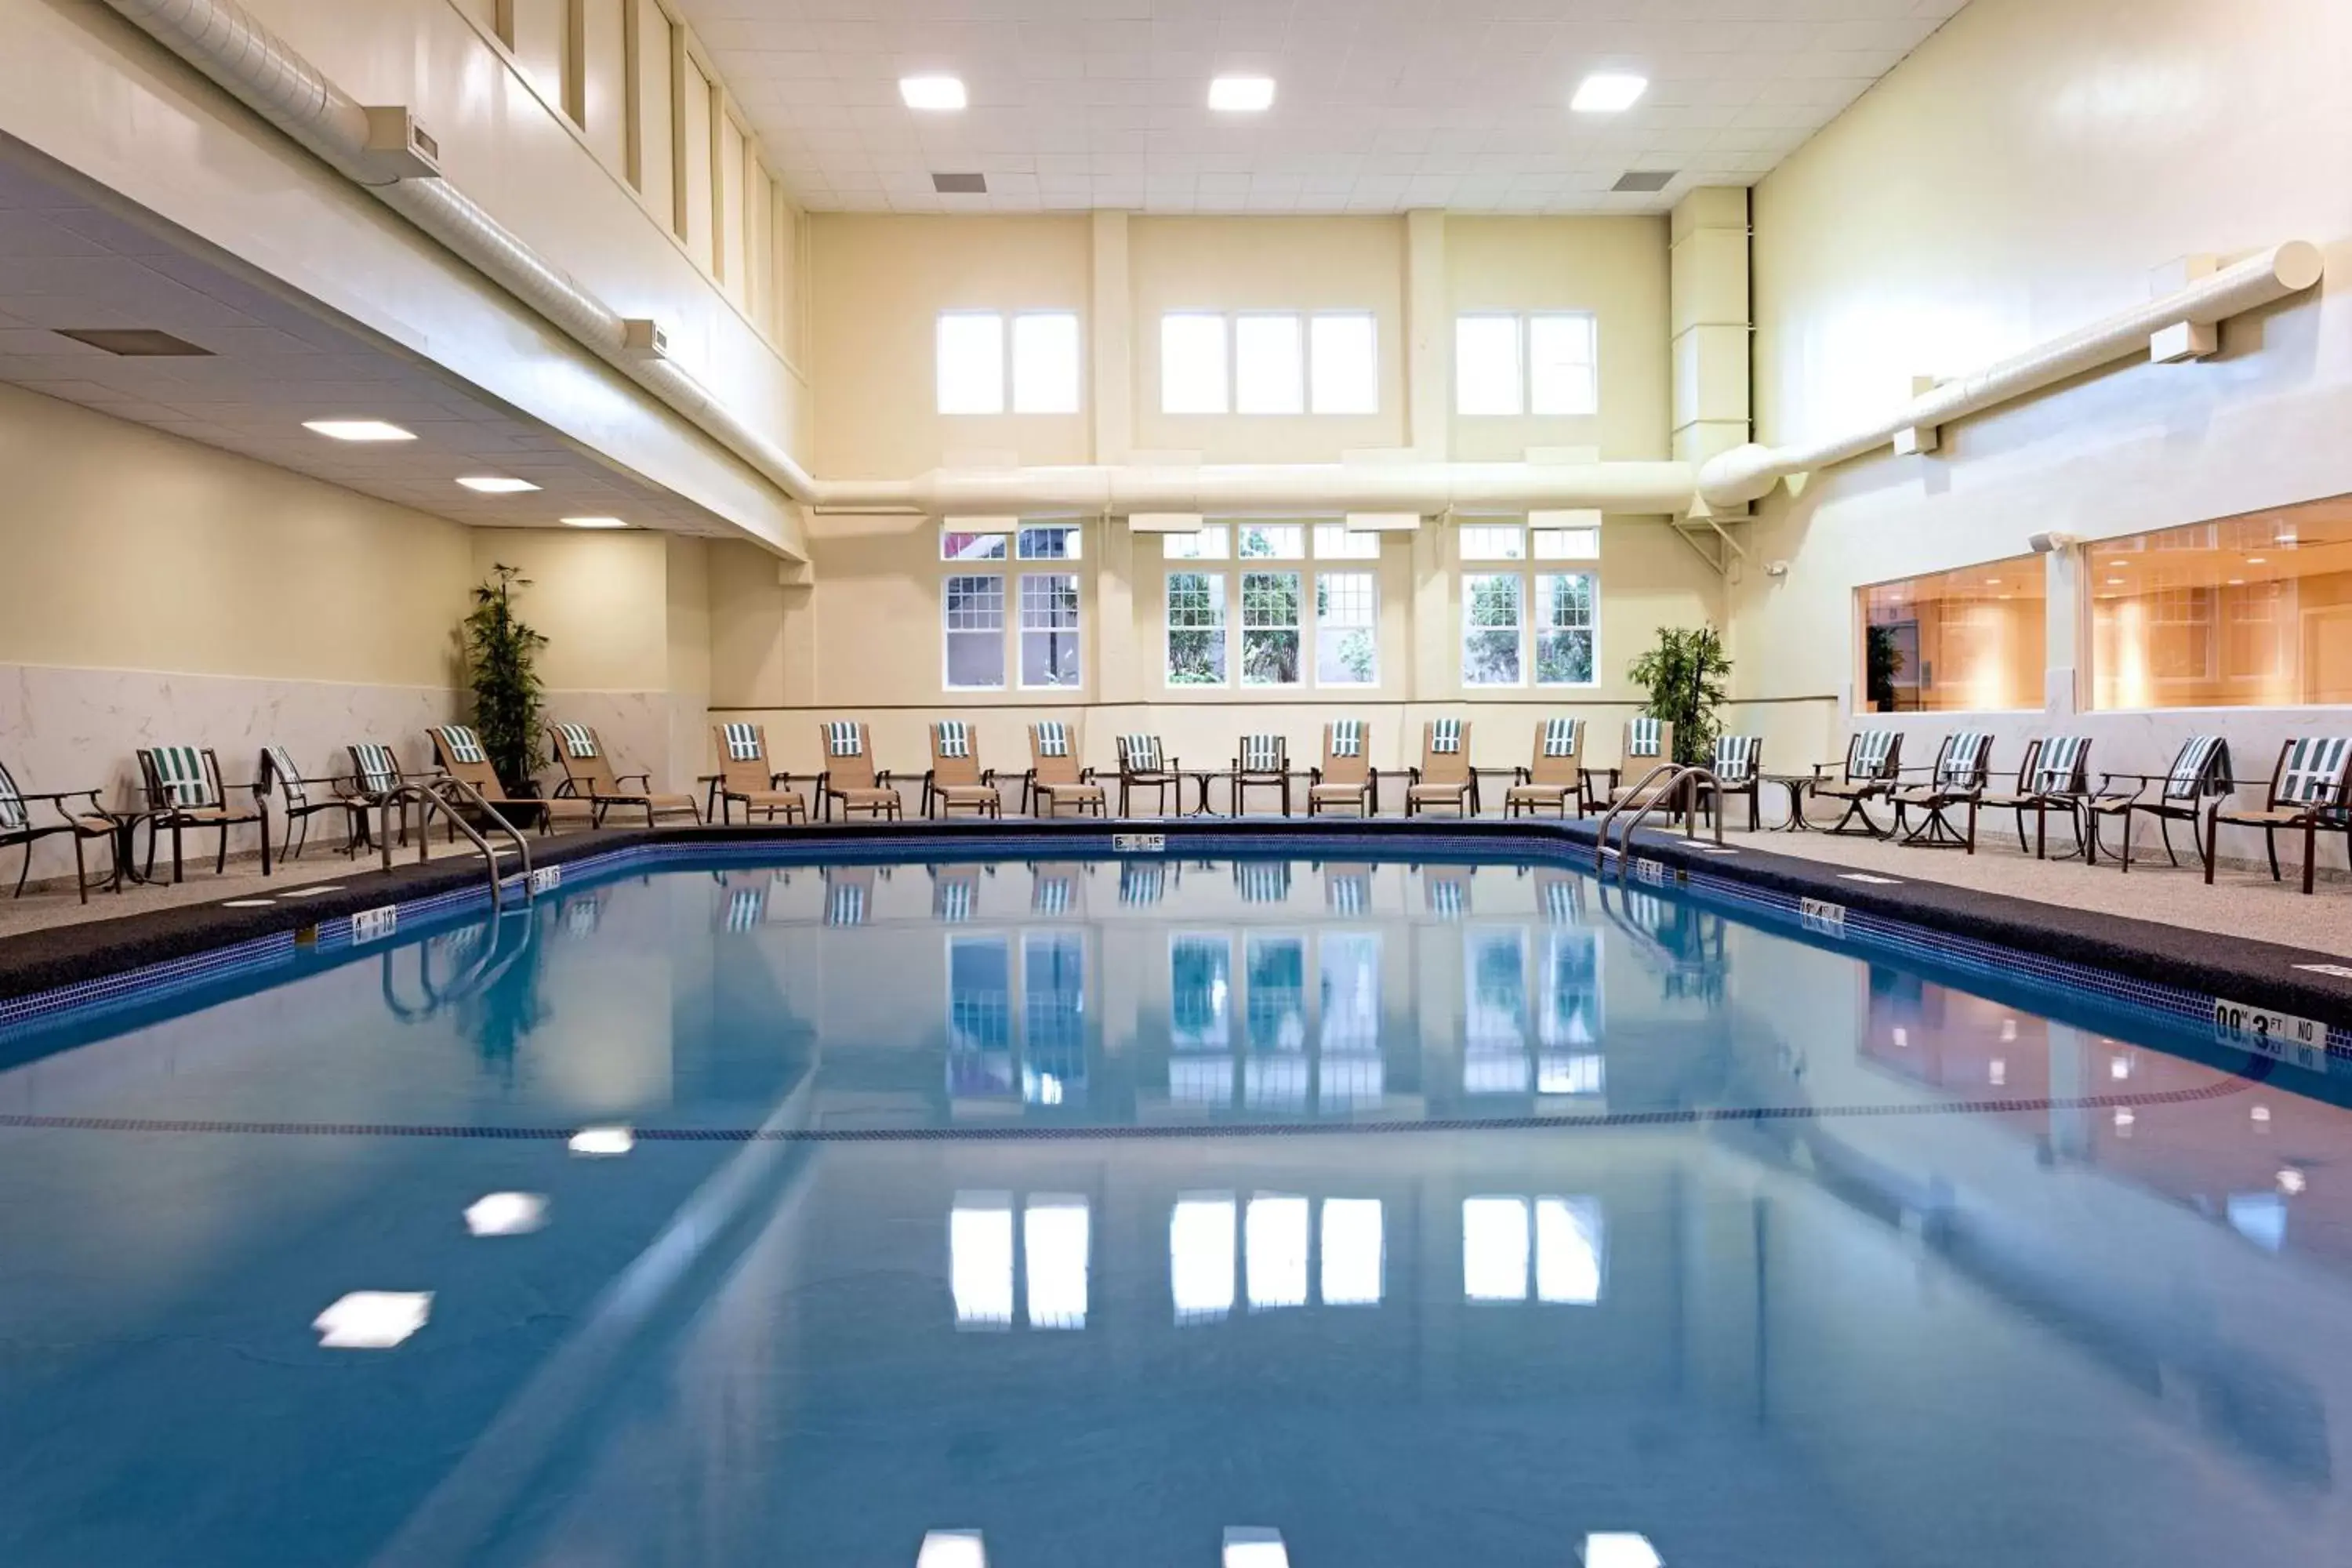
[1308,766,1323,784]
[982,768,997,786]
[1514,766,1530,784]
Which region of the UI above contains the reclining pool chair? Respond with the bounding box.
[1597,717,1677,811]
[259,746,363,862]
[1025,721,1106,817]
[1806,729,1903,837]
[1889,731,1994,851]
[1505,719,1584,818]
[1308,720,1377,816]
[924,720,1003,819]
[2085,734,2231,873]
[427,724,591,834]
[0,757,115,903]
[817,721,903,821]
[1231,733,1293,815]
[1406,720,1475,816]
[1978,736,2092,858]
[1114,733,1179,815]
[1696,735,1763,832]
[136,745,270,883]
[709,723,808,824]
[2205,736,2352,895]
[550,723,702,827]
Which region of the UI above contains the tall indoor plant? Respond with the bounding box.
[463,564,547,793]
[1628,626,1733,768]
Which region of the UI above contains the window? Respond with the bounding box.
[1535,573,1596,685]
[1313,524,1381,560]
[942,529,1008,562]
[1245,1193,1310,1309]
[1463,574,1524,686]
[1020,574,1080,688]
[1167,572,1229,684]
[1238,524,1305,560]
[1460,524,1526,561]
[1018,524,1082,561]
[1161,312,1229,414]
[1533,526,1599,561]
[1317,572,1379,686]
[938,311,1082,415]
[1457,312,1599,416]
[1462,1195,1605,1304]
[1163,525,1231,561]
[943,573,1005,688]
[1160,311,1380,414]
[2089,496,2352,709]
[1241,572,1303,685]
[1860,553,2045,712]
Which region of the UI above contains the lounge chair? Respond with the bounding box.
[1231,734,1293,815]
[1405,720,1475,816]
[136,745,271,882]
[1980,737,2092,858]
[1805,729,1903,837]
[1890,731,1994,851]
[1696,735,1763,831]
[2205,737,2352,895]
[1025,721,1106,817]
[1,759,115,903]
[709,723,808,824]
[550,723,702,827]
[1504,719,1585,818]
[1595,717,1677,811]
[923,720,1003,818]
[345,742,414,852]
[1114,733,1180,816]
[426,724,591,834]
[260,746,363,862]
[2085,735,2231,873]
[817,721,903,821]
[1308,720,1377,816]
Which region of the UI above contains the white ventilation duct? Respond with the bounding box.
[1697,241,2325,510]
[813,460,1698,517]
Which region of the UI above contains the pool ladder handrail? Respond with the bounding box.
[1596,762,1723,873]
[370,777,535,913]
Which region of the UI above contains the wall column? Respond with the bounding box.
[1405,209,1450,460]
[1091,209,1133,466]
[1668,187,1752,473]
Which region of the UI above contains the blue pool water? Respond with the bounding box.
[1,852,2347,1566]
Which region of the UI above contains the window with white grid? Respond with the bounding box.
[1463,573,1525,686]
[1535,573,1596,686]
[1241,572,1303,687]
[1460,524,1526,561]
[943,574,1006,689]
[1317,572,1378,687]
[1020,574,1081,688]
[937,311,1081,416]
[1166,572,1228,685]
[1313,524,1381,560]
[1239,524,1306,560]
[1162,525,1232,561]
[1161,311,1380,416]
[1456,312,1599,417]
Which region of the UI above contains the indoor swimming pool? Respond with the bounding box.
[0,851,2347,1567]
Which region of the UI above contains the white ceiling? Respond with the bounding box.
[678,0,1970,215]
[0,151,735,535]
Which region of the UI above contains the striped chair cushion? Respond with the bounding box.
[145,746,213,808]
[1936,732,1990,787]
[935,879,975,922]
[1627,717,1663,757]
[1852,729,1897,779]
[826,722,865,758]
[435,726,487,764]
[0,763,25,832]
[264,746,306,808]
[2278,736,2352,805]
[1541,718,1582,758]
[1713,735,1761,784]
[721,723,763,762]
[2034,735,2089,793]
[1120,862,1165,906]
[1033,876,1073,915]
[1428,719,1464,755]
[352,743,400,795]
[826,880,867,925]
[1240,735,1286,772]
[1034,721,1072,758]
[1326,873,1369,915]
[1426,876,1466,918]
[1118,734,1163,771]
[1541,877,1583,925]
[725,887,765,932]
[2165,735,2227,798]
[934,720,971,760]
[556,723,599,760]
[1329,720,1365,759]
[1236,862,1291,902]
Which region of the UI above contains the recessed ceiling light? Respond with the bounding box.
[2278,532,2299,544]
[464,1192,549,1236]
[1570,73,1648,114]
[2227,578,2246,585]
[2247,556,2267,565]
[561,516,630,530]
[1209,75,1276,113]
[304,419,415,442]
[569,1124,633,1154]
[2107,577,2125,585]
[313,1290,433,1349]
[456,476,541,495]
[900,74,966,111]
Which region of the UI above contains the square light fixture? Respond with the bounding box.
[1209,76,1276,112]
[1571,73,1648,113]
[464,1192,550,1236]
[570,1124,634,1153]
[313,1290,433,1349]
[900,74,967,111]
[303,419,416,442]
[560,516,630,530]
[456,476,541,494]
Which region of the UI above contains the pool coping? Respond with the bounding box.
[2,816,2348,1041]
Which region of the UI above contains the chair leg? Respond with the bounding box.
[260,813,271,877]
[1965,799,1979,855]
[2303,816,2317,895]
[72,833,89,905]
[2203,811,2219,884]
[2161,815,2183,869]
[14,840,32,900]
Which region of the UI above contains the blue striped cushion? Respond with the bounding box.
[1236,862,1291,902]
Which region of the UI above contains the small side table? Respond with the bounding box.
[1182,769,1231,816]
[1761,774,1817,832]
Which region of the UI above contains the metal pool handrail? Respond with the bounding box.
[369,777,534,913]
[1598,763,1723,871]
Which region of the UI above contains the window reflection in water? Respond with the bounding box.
[1245,936,1308,1110]
[1022,933,1085,1107]
[1319,931,1384,1109]
[1024,1196,1090,1328]
[1537,928,1603,1097]
[946,937,1014,1100]
[1463,1195,1605,1304]
[1171,1193,1238,1323]
[1245,1193,1309,1309]
[1465,929,1530,1094]
[1463,1195,1531,1300]
[1534,1196,1604,1304]
[1171,935,1234,1105]
[950,1192,1014,1327]
[1319,1197,1384,1306]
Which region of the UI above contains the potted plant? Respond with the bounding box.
[463,564,547,795]
[1628,626,1733,768]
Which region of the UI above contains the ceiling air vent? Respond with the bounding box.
[53,328,213,357]
[932,172,987,194]
[1611,169,1678,194]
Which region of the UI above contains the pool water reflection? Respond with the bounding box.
[0,855,2347,1567]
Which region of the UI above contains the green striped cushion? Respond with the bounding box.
[2279,736,2351,805]
[1541,719,1581,758]
[435,726,487,765]
[1713,735,1760,783]
[934,720,971,759]
[352,743,400,794]
[1937,732,1990,786]
[0,763,25,832]
[1853,729,1897,779]
[826,722,864,757]
[2033,735,2089,793]
[1428,719,1463,755]
[145,746,212,808]
[263,746,307,808]
[1627,717,1662,757]
[2165,735,2225,798]
[556,723,599,760]
[1119,734,1162,771]
[1240,735,1285,772]
[722,723,763,761]
[1328,720,1364,759]
[1034,721,1071,758]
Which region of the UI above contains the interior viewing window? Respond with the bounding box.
[1163,524,1232,561]
[2089,495,2352,708]
[1456,313,1599,416]
[1313,524,1381,560]
[1019,574,1080,688]
[942,529,1008,562]
[1860,553,2045,712]
[1463,574,1526,686]
[1241,572,1304,685]
[942,573,1006,689]
[1317,572,1379,686]
[937,310,1081,415]
[1161,311,1380,415]
[1167,571,1230,684]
